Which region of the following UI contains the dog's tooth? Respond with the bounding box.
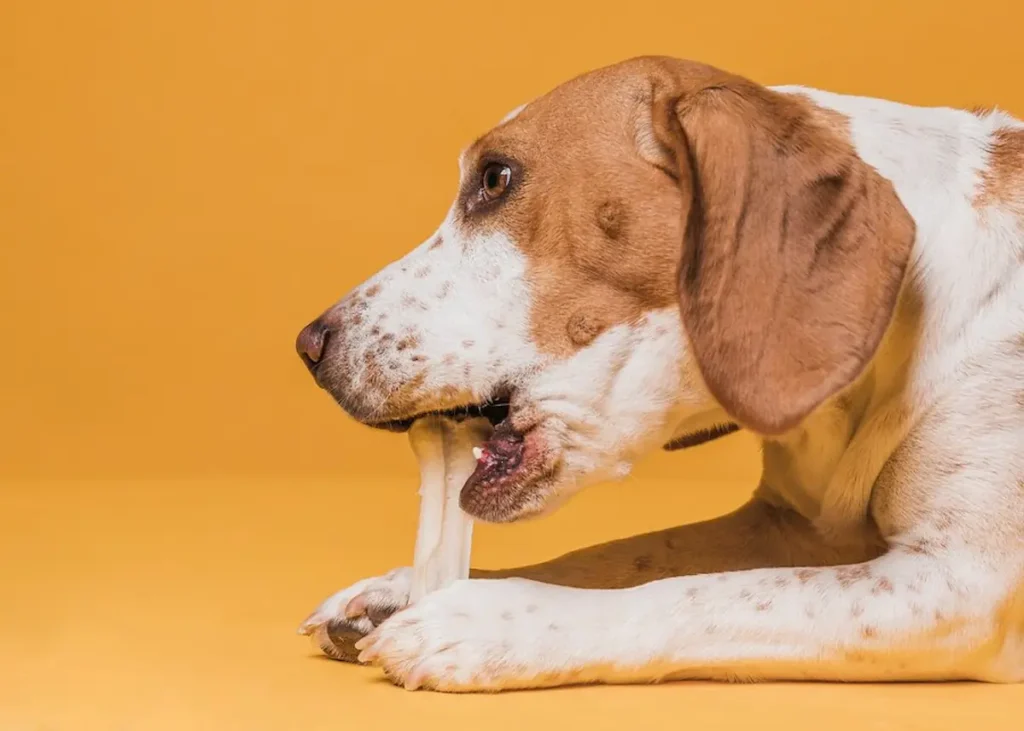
[472,447,483,460]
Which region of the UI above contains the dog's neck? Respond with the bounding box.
[758,289,923,538]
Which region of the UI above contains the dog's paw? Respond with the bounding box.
[355,578,592,692]
[297,568,411,662]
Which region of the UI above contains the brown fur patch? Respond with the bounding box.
[596,200,626,239]
[977,127,1024,210]
[872,577,895,595]
[566,311,604,346]
[795,568,820,584]
[835,564,872,588]
[428,236,444,251]
[395,336,419,352]
[451,57,913,403]
[400,295,428,311]
[364,284,381,298]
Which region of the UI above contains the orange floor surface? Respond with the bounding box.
[3,474,1022,731]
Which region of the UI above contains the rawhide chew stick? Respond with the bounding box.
[300,415,491,662]
[408,416,492,602]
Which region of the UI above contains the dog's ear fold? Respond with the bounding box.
[653,80,915,436]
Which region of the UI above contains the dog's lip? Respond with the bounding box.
[459,424,552,521]
[366,397,513,433]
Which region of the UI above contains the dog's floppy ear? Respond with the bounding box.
[654,79,916,436]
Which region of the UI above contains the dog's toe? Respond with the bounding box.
[299,567,412,662]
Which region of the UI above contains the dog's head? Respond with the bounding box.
[296,57,915,522]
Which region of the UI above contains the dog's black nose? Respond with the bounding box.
[296,319,330,370]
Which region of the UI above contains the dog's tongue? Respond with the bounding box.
[464,421,524,490]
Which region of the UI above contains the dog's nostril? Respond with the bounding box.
[296,319,331,369]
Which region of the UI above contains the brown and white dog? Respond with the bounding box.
[294,57,1024,691]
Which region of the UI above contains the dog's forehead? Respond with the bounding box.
[459,67,653,173]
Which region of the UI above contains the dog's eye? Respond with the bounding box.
[481,164,512,201]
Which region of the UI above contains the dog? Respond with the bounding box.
[294,56,1024,691]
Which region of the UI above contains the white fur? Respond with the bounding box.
[306,82,1024,690]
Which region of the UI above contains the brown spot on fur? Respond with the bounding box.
[428,236,444,251]
[861,625,878,639]
[755,600,773,612]
[414,266,431,279]
[596,199,626,239]
[396,336,419,352]
[872,578,895,595]
[401,295,428,311]
[977,127,1024,210]
[835,564,872,588]
[774,576,790,589]
[364,284,381,298]
[411,354,426,362]
[795,568,820,584]
[664,537,677,550]
[633,555,653,572]
[904,538,935,556]
[566,311,604,346]
[370,326,381,336]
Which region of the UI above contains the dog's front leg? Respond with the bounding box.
[356,544,1014,691]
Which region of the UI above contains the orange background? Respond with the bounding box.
[2,1,1022,728]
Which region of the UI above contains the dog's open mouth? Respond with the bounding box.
[368,391,546,519]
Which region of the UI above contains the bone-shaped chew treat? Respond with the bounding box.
[408,416,493,602]
[308,416,491,661]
